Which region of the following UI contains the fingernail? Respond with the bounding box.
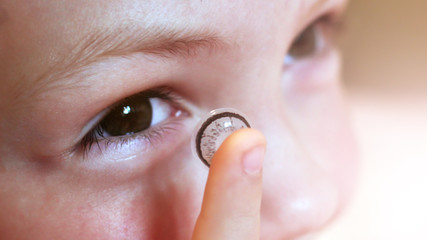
[242,146,265,174]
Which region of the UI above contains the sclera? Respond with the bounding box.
[192,108,251,167]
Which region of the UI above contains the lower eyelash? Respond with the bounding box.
[80,120,182,159]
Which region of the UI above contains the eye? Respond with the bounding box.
[284,23,320,65]
[81,89,183,152]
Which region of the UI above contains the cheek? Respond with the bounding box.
[123,153,207,240]
[80,152,208,240]
[0,150,207,240]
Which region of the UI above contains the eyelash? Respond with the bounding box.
[79,88,181,157]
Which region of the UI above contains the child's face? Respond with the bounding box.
[0,0,357,239]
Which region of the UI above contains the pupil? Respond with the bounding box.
[288,24,317,60]
[100,95,153,136]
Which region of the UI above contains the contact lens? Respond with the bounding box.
[193,108,251,167]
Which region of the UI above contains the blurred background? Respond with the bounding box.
[321,0,427,239]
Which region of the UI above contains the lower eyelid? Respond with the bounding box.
[79,117,189,166]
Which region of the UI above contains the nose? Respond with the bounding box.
[202,77,344,237]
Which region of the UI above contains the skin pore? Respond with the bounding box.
[0,0,358,239]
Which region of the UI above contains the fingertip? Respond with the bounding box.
[210,128,267,169]
[222,128,267,152]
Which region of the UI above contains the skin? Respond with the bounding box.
[0,0,358,239]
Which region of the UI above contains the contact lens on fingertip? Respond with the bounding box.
[192,108,251,167]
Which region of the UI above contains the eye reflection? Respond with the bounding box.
[284,24,319,64]
[123,106,131,115]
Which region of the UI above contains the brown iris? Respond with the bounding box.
[99,94,153,136]
[288,24,318,60]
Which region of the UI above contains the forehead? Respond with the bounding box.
[0,0,318,55]
[0,0,332,101]
[0,0,283,46]
[0,1,281,62]
[0,2,271,77]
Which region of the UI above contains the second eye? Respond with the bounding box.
[284,23,320,64]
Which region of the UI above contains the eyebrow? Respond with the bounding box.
[37,25,230,87]
[96,27,227,59]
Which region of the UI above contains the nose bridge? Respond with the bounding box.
[197,60,298,166]
[250,102,298,168]
[218,76,298,167]
[227,75,310,175]
[210,73,283,117]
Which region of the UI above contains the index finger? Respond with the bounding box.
[192,128,266,240]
